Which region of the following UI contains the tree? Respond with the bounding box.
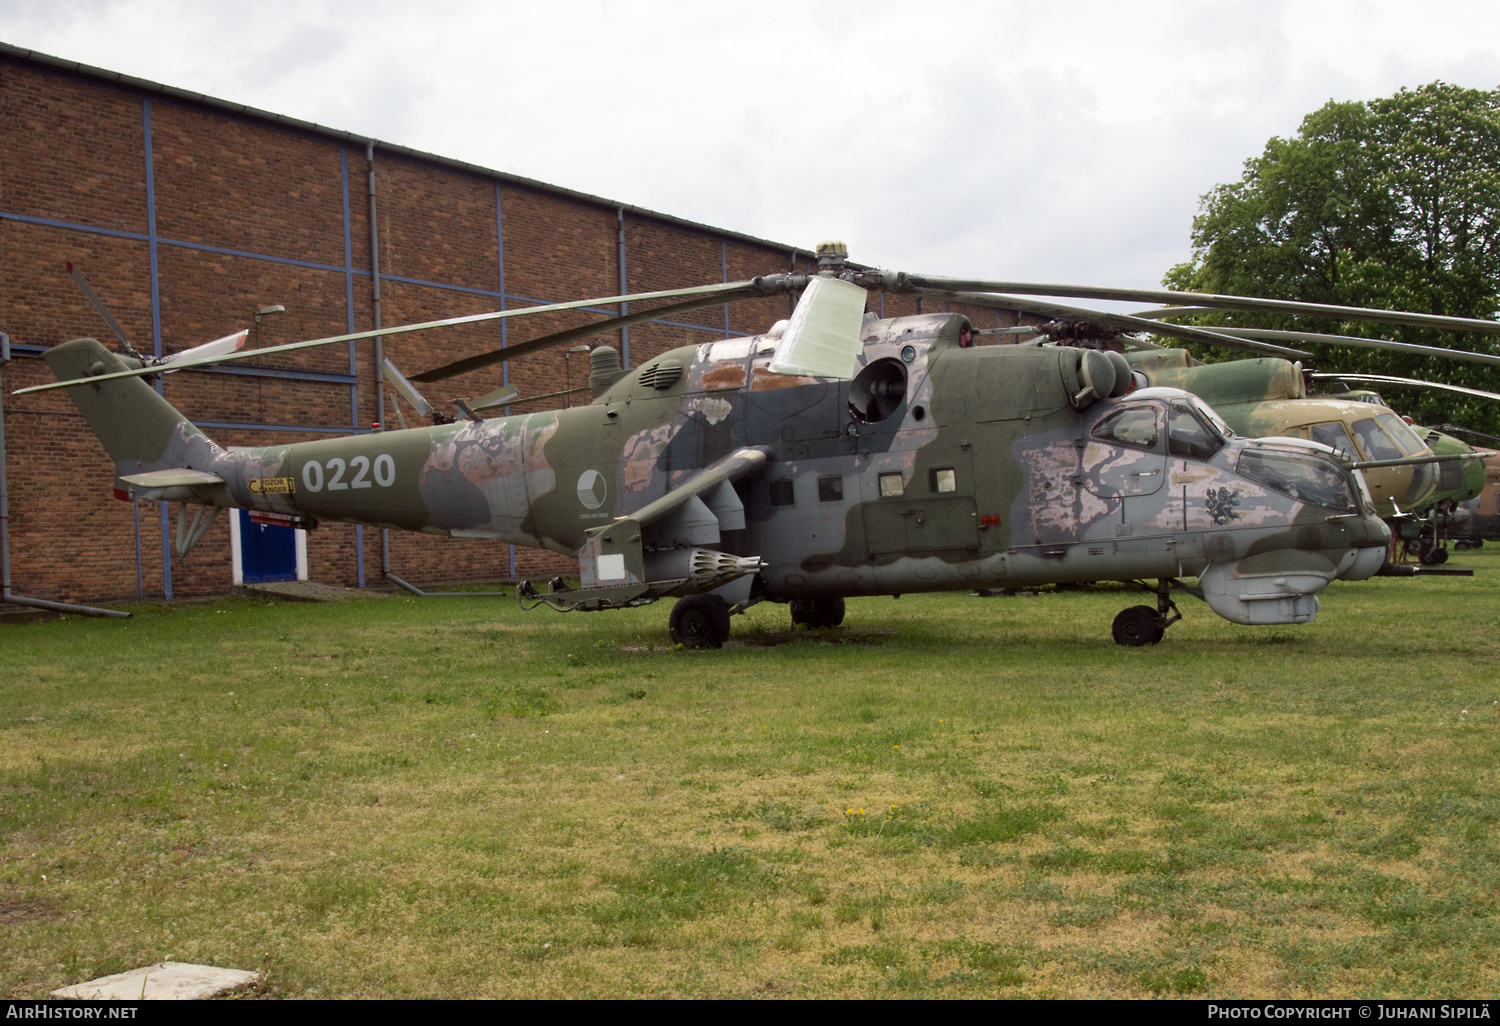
[1165,82,1500,429]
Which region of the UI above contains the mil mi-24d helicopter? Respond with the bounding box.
[18,244,1498,648]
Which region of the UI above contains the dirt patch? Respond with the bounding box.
[0,899,62,925]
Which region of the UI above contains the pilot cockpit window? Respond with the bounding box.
[1236,449,1358,513]
[1350,417,1403,462]
[1168,402,1224,460]
[1375,413,1427,457]
[1090,405,1160,450]
[1309,421,1356,459]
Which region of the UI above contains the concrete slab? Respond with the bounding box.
[234,580,386,603]
[51,962,260,1000]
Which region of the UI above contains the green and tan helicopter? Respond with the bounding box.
[18,246,1498,648]
[1108,311,1500,564]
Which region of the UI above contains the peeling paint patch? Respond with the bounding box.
[687,397,734,425]
[455,419,526,485]
[751,366,816,391]
[1017,440,1078,541]
[621,421,682,492]
[698,364,748,390]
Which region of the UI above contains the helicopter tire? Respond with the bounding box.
[1419,545,1449,566]
[790,596,846,629]
[670,594,731,649]
[1112,605,1161,647]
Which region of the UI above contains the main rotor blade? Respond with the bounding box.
[1130,317,1500,369]
[66,261,135,354]
[1128,307,1225,320]
[410,290,758,383]
[15,277,799,396]
[1438,424,1500,445]
[1311,372,1500,404]
[891,274,1500,338]
[768,275,868,378]
[906,287,1310,359]
[158,329,249,366]
[504,384,593,406]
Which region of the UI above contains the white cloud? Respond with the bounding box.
[3,0,1498,290]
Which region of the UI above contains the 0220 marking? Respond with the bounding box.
[301,454,396,492]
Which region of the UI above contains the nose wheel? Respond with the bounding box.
[1112,579,1182,647]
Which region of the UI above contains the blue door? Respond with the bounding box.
[239,510,297,583]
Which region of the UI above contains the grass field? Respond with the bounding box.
[3,551,1499,999]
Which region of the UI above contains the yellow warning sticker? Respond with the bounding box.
[249,477,296,494]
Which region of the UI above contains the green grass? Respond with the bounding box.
[2,550,1499,997]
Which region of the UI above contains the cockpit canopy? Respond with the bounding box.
[1089,391,1231,461]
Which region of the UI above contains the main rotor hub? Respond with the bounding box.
[816,240,849,274]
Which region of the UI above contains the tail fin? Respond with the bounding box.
[44,338,221,478]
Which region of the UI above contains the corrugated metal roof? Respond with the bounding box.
[0,40,818,260]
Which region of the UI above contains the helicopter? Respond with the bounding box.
[18,244,1497,649]
[1113,321,1500,563]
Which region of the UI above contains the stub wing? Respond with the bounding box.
[524,448,770,612]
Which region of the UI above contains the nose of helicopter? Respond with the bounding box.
[1338,513,1392,582]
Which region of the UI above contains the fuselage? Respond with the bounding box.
[213,313,1389,605]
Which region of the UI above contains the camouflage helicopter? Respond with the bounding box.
[19,245,1497,649]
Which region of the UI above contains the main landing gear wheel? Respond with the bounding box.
[790,596,845,629]
[670,594,731,649]
[1112,605,1161,647]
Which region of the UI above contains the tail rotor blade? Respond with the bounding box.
[469,384,519,411]
[66,261,137,356]
[381,358,436,419]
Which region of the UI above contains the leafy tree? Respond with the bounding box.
[1165,82,1500,430]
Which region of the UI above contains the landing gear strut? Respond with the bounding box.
[1111,579,1182,647]
[669,593,731,649]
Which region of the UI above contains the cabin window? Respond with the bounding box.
[818,476,843,502]
[878,472,905,498]
[930,467,957,493]
[1168,402,1223,460]
[769,480,795,507]
[1091,405,1160,450]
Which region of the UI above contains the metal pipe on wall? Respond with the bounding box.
[367,141,390,577]
[617,207,630,368]
[0,332,13,604]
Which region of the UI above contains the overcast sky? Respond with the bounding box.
[4,1,1498,293]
